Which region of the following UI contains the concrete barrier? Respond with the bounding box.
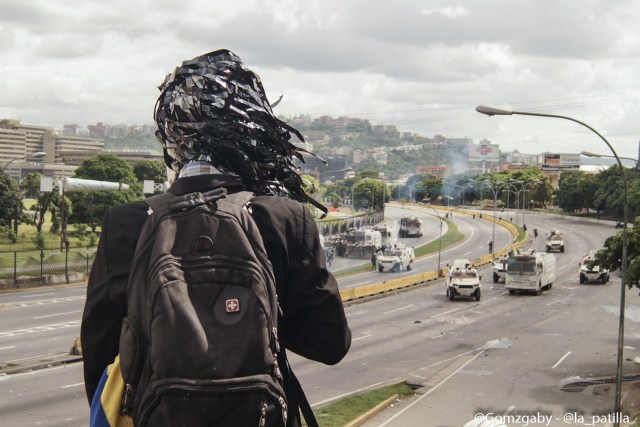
[340,203,527,302]
[341,269,439,302]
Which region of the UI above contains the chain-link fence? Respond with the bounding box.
[0,212,384,286]
[0,246,97,285]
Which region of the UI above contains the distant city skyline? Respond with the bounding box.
[1,1,638,160]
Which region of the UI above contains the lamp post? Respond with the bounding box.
[520,180,542,228]
[1,151,46,174]
[505,188,522,228]
[453,184,468,205]
[581,151,639,170]
[424,204,463,277]
[481,179,515,257]
[476,104,628,424]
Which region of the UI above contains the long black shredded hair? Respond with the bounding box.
[154,49,327,214]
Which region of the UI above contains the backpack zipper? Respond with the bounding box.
[137,379,286,425]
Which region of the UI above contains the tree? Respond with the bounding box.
[68,154,142,232]
[353,178,387,211]
[19,172,42,198]
[0,173,25,242]
[30,184,62,233]
[595,217,640,288]
[133,160,167,184]
[557,170,587,214]
[357,169,380,180]
[420,176,443,204]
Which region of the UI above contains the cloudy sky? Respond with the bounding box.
[1,0,639,160]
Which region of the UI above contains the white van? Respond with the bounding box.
[506,252,556,295]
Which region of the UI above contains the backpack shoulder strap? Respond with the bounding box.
[145,188,228,216]
[223,190,255,209]
[280,350,319,427]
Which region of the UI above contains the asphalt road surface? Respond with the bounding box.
[0,207,632,426]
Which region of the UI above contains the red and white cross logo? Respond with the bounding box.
[226,299,240,313]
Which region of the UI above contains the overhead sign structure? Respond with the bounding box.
[542,153,581,169]
[468,143,500,162]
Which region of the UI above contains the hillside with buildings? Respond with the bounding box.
[1,116,596,187]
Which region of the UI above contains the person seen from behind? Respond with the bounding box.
[81,49,351,427]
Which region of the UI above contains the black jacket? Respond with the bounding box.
[81,174,351,425]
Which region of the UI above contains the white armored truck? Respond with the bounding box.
[545,229,565,253]
[506,252,556,295]
[377,244,415,273]
[579,250,610,284]
[446,262,482,301]
[398,216,424,238]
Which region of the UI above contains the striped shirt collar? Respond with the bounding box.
[178,161,224,178]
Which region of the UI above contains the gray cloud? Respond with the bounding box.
[0,0,638,159]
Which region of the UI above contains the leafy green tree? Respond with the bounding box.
[19,172,42,198]
[29,189,61,233]
[68,154,142,232]
[0,173,23,242]
[557,170,587,214]
[357,169,380,180]
[323,181,349,207]
[595,218,640,288]
[328,193,341,208]
[133,160,167,184]
[420,176,443,204]
[32,232,46,251]
[594,166,630,219]
[353,178,387,211]
[528,179,553,209]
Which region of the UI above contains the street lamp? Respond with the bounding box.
[480,179,515,257]
[1,151,46,173]
[505,188,522,228]
[424,204,464,277]
[504,179,522,211]
[520,180,542,228]
[453,184,468,205]
[476,104,628,424]
[581,151,639,170]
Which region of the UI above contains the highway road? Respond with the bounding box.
[0,206,633,426]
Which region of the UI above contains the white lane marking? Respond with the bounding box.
[62,382,84,389]
[0,320,81,338]
[552,351,572,369]
[380,351,485,426]
[23,293,55,298]
[383,304,414,315]
[34,310,81,319]
[344,281,369,288]
[353,334,372,341]
[2,296,86,309]
[431,307,459,318]
[0,346,16,351]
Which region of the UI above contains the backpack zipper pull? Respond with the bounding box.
[120,383,134,416]
[280,396,288,423]
[258,402,267,427]
[272,327,280,353]
[273,356,282,379]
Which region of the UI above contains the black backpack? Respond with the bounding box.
[118,187,296,427]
